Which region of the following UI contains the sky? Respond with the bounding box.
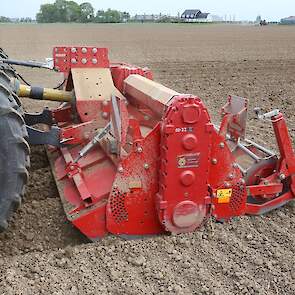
[2,0,295,21]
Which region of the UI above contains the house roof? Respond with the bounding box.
[181,10,209,19]
[182,9,201,16]
[283,16,295,20]
[198,13,209,19]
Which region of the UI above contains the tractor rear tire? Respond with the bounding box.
[0,71,30,232]
[0,48,18,79]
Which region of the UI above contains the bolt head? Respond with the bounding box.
[81,58,87,64]
[212,158,218,165]
[92,58,98,64]
[137,147,143,153]
[82,47,87,54]
[279,174,286,181]
[219,142,225,149]
[92,48,98,54]
[233,163,238,168]
[71,58,77,64]
[118,167,124,173]
[228,173,234,180]
[102,112,108,119]
[71,47,77,53]
[224,182,230,188]
[144,163,149,170]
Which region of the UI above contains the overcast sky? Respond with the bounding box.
[2,0,294,21]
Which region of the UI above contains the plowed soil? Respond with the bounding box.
[1,23,295,295]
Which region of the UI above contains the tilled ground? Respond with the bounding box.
[0,24,295,295]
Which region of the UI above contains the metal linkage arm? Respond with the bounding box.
[0,58,54,70]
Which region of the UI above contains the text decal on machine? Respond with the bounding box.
[177,153,200,168]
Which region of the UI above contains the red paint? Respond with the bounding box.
[45,46,295,240]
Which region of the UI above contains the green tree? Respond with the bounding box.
[36,1,128,23]
[0,16,11,23]
[104,9,121,23]
[65,1,81,22]
[36,4,58,23]
[80,2,94,22]
[54,0,67,22]
[95,9,122,23]
[95,10,105,22]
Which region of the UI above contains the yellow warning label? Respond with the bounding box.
[217,189,232,204]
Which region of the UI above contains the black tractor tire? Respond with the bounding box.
[0,48,18,79]
[0,70,30,232]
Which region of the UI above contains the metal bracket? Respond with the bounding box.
[27,126,61,147]
[24,108,54,126]
[254,108,280,121]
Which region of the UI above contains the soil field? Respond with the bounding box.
[0,23,295,295]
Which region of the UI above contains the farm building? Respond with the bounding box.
[133,14,162,22]
[281,16,295,24]
[181,9,222,22]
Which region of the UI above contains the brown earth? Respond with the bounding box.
[0,23,295,295]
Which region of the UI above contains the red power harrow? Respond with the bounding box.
[5,46,295,240]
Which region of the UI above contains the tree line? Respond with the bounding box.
[36,0,130,23]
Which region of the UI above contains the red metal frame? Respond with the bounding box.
[53,46,109,72]
[45,46,295,240]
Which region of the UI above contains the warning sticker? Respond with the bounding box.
[217,189,232,204]
[177,153,200,168]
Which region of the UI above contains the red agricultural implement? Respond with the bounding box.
[0,46,295,240]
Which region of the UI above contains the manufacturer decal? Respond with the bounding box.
[177,153,200,168]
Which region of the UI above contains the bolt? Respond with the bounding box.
[81,58,87,64]
[118,166,124,173]
[144,163,149,170]
[224,182,230,188]
[71,47,77,53]
[92,48,98,54]
[71,58,77,64]
[240,179,245,184]
[144,115,150,121]
[102,112,108,119]
[233,163,238,169]
[102,101,108,106]
[219,142,225,149]
[212,158,218,165]
[82,47,87,54]
[70,166,75,171]
[264,180,269,185]
[279,173,286,181]
[137,147,143,153]
[228,173,234,180]
[92,58,98,64]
